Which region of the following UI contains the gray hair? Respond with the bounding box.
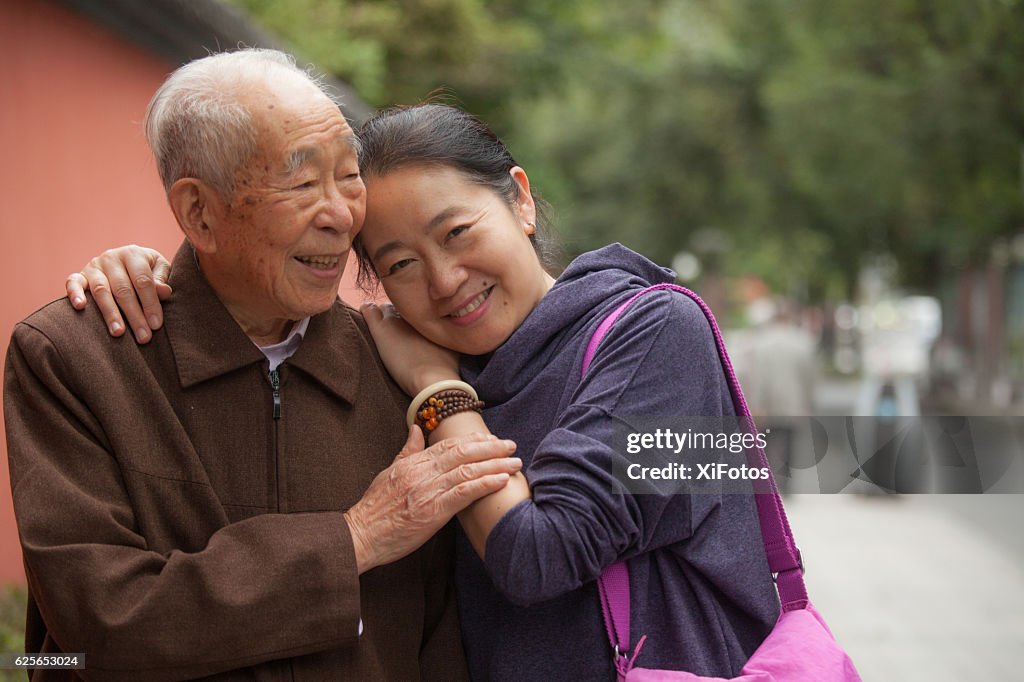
[144,48,340,199]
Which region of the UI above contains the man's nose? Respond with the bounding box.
[315,178,365,234]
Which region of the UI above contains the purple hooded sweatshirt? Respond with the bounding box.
[456,244,779,681]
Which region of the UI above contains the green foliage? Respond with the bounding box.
[231,0,538,108]
[0,583,26,682]
[227,0,1024,301]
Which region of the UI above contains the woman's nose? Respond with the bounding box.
[427,258,468,300]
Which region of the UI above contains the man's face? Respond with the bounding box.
[202,75,365,335]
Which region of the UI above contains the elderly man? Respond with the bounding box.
[4,49,520,680]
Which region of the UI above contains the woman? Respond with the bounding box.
[66,103,779,680]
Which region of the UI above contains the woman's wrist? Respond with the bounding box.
[410,370,461,396]
[428,410,490,444]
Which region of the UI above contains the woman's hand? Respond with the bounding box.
[361,302,460,395]
[65,246,172,344]
[363,301,531,560]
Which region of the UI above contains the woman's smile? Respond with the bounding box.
[448,286,494,325]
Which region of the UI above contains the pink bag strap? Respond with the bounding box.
[584,284,808,661]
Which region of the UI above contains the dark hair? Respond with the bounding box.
[353,103,560,291]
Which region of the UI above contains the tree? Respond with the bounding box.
[230,0,1024,301]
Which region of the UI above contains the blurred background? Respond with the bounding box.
[1,0,1022,679]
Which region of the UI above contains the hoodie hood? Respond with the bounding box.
[460,243,675,403]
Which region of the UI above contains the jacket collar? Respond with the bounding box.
[286,301,362,406]
[163,241,361,405]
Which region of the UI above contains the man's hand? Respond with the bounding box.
[65,245,172,344]
[343,426,520,573]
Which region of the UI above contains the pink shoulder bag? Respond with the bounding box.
[583,283,861,681]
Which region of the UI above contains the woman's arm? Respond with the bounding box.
[481,291,732,605]
[65,246,173,343]
[365,291,736,607]
[361,302,531,559]
[432,412,531,558]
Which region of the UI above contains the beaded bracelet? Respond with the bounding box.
[406,380,480,427]
[412,389,485,433]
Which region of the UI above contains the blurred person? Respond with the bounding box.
[734,298,818,489]
[68,103,780,680]
[739,298,817,417]
[926,333,967,408]
[5,50,523,681]
[854,296,942,419]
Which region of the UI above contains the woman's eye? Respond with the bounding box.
[293,180,316,190]
[387,258,415,275]
[446,225,469,241]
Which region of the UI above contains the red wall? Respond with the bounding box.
[0,0,369,584]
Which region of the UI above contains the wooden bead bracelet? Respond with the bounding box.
[413,389,485,432]
[406,380,485,434]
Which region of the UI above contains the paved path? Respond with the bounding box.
[758,376,1024,680]
[785,494,1024,681]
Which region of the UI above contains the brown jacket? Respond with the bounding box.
[4,242,468,681]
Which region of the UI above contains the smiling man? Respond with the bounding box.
[176,70,364,345]
[3,49,520,680]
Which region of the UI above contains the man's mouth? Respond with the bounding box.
[294,255,342,270]
[450,287,494,319]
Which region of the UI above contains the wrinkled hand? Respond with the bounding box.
[65,245,172,344]
[343,426,520,573]
[361,302,460,395]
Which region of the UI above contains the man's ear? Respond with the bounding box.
[168,178,222,254]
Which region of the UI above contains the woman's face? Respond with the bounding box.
[361,163,555,355]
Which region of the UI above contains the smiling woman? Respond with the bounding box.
[360,163,554,355]
[65,103,782,681]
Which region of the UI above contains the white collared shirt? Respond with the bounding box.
[255,317,311,371]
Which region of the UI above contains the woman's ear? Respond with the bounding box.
[168,178,221,254]
[509,166,537,233]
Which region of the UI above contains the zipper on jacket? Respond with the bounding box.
[269,369,281,419]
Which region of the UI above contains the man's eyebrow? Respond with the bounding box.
[283,146,319,176]
[282,135,360,176]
